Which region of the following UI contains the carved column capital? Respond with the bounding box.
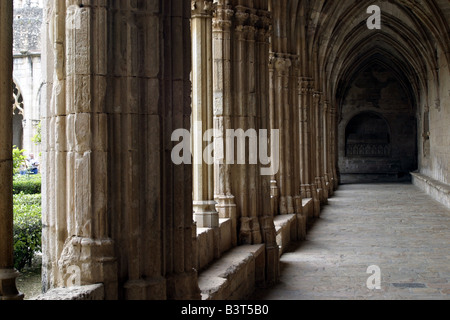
[191,0,214,18]
[299,77,311,95]
[271,56,291,75]
[258,10,272,29]
[313,91,322,103]
[323,100,330,112]
[235,5,249,26]
[212,4,233,31]
[249,12,259,27]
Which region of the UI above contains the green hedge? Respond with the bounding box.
[13,174,41,195]
[13,193,42,271]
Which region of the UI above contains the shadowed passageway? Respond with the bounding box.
[252,183,450,300]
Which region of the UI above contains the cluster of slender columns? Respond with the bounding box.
[208,0,280,285]
[189,0,339,287]
[42,0,200,300]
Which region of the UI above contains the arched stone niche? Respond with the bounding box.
[345,112,391,158]
[338,64,418,183]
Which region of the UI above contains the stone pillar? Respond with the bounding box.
[42,0,200,300]
[192,0,219,228]
[313,91,323,205]
[299,77,309,200]
[0,0,24,300]
[324,100,334,196]
[268,56,278,216]
[300,79,320,217]
[43,0,118,299]
[290,57,303,217]
[314,91,328,204]
[255,6,279,286]
[330,105,339,189]
[213,0,237,245]
[271,55,292,215]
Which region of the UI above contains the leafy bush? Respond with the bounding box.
[13,146,27,175]
[13,174,41,195]
[13,193,42,271]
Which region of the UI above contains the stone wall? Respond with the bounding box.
[415,38,450,206]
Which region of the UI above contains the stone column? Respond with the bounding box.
[313,91,323,205]
[213,0,237,245]
[314,91,328,204]
[308,86,320,217]
[271,56,292,215]
[268,55,278,216]
[330,105,339,189]
[233,5,252,244]
[299,77,309,200]
[290,57,303,216]
[42,1,118,299]
[323,100,334,196]
[301,79,320,217]
[192,0,219,228]
[0,0,24,300]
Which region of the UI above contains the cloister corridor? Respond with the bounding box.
[1,0,449,301]
[252,183,450,300]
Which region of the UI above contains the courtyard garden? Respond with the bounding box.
[13,147,43,299]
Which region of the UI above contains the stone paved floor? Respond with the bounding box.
[252,183,450,300]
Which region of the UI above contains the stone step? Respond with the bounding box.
[198,244,265,300]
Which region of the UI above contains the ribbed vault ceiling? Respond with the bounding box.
[269,0,450,110]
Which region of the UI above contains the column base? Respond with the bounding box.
[279,195,296,215]
[293,195,302,215]
[57,237,118,300]
[240,217,262,245]
[324,173,334,196]
[215,195,237,246]
[311,183,321,218]
[0,269,24,300]
[320,176,329,204]
[259,216,279,287]
[300,184,312,199]
[193,201,219,228]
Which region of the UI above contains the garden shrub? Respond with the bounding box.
[13,174,41,195]
[13,146,27,175]
[13,193,42,271]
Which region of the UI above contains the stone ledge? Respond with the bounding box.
[411,172,450,208]
[34,284,104,300]
[302,198,314,219]
[274,214,297,255]
[196,218,233,272]
[198,244,265,300]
